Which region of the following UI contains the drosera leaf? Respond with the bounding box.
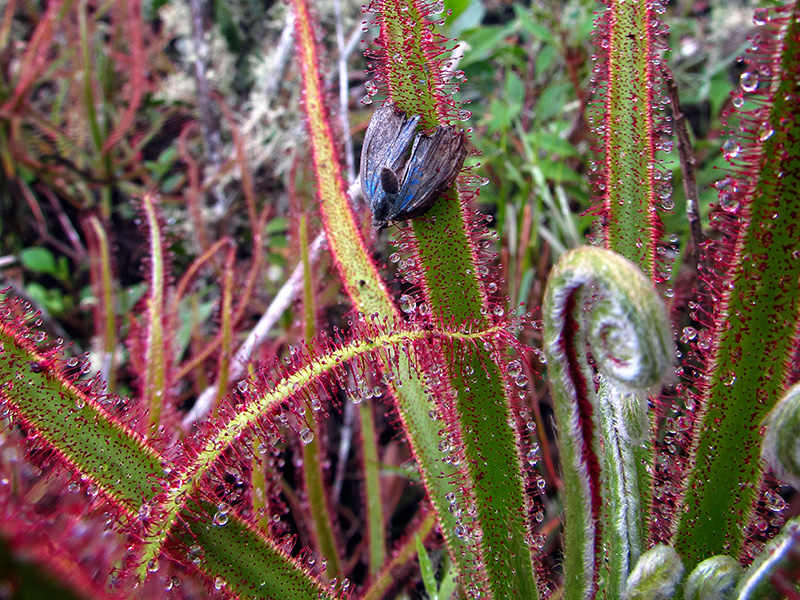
[134,324,433,581]
[368,0,541,596]
[290,0,493,594]
[673,3,800,575]
[0,294,162,513]
[591,0,670,281]
[542,246,674,600]
[174,500,335,600]
[0,295,334,600]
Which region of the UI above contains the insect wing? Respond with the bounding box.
[360,103,420,213]
[389,125,467,222]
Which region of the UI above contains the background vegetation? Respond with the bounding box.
[0,0,797,598]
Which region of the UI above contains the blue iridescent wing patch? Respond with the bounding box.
[360,102,467,230]
[390,125,467,224]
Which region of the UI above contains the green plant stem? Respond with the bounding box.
[212,245,234,419]
[78,0,103,157]
[302,406,342,580]
[361,510,437,600]
[359,399,385,577]
[298,213,342,579]
[87,215,117,393]
[251,440,270,532]
[142,193,167,435]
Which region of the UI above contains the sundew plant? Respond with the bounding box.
[0,0,799,599]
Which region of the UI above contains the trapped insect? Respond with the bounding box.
[360,102,467,230]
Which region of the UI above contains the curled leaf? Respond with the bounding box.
[622,544,684,600]
[761,381,800,490]
[684,555,743,600]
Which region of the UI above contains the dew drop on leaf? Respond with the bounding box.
[507,360,522,378]
[764,490,787,512]
[722,138,741,159]
[720,190,740,213]
[213,510,229,526]
[753,7,769,25]
[399,294,416,313]
[299,428,314,444]
[740,71,758,93]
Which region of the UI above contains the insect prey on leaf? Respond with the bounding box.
[360,102,468,230]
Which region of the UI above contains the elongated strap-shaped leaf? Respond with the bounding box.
[673,3,800,573]
[593,0,668,280]
[373,0,541,596]
[290,0,488,593]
